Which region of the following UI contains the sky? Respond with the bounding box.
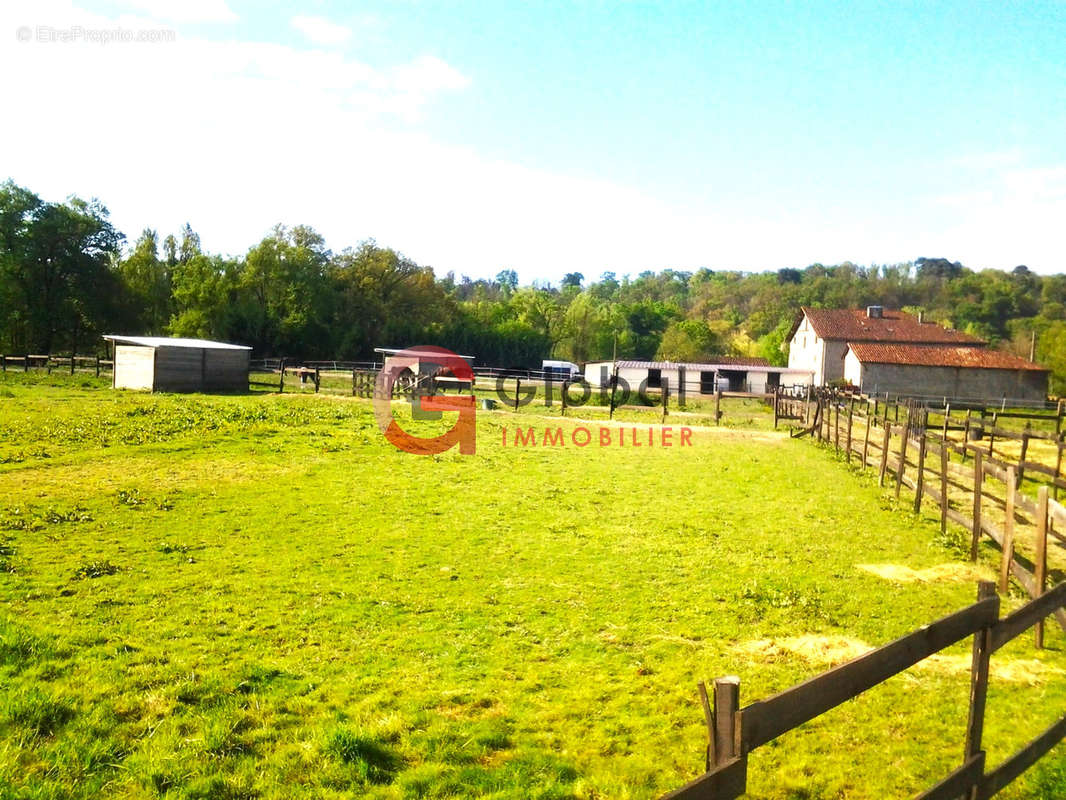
[1,0,1065,283]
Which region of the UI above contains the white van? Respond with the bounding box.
[541,360,581,380]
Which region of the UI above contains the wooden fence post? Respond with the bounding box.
[698,682,714,771]
[914,429,927,513]
[1035,486,1049,649]
[95,355,101,377]
[562,380,569,417]
[609,367,618,420]
[70,352,75,375]
[715,389,722,425]
[22,354,28,372]
[773,388,779,429]
[971,450,983,562]
[964,581,998,764]
[834,401,840,456]
[515,378,522,412]
[314,367,321,393]
[846,407,853,464]
[895,408,911,500]
[940,432,949,535]
[278,359,285,393]
[861,412,871,468]
[999,466,1017,594]
[1056,439,1064,502]
[713,676,740,767]
[0,355,5,373]
[1018,426,1031,484]
[879,423,891,487]
[662,379,669,424]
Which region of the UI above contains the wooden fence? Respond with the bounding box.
[659,390,1066,798]
[0,353,112,376]
[282,362,775,425]
[775,391,1065,620]
[663,581,1066,800]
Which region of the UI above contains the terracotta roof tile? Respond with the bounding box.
[846,343,1047,371]
[799,307,983,345]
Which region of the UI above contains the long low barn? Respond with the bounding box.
[104,335,251,392]
[584,358,813,395]
[843,343,1049,402]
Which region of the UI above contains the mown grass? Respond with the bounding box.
[1,372,1065,798]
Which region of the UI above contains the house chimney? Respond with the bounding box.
[866,305,883,319]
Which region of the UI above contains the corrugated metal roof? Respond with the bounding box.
[799,307,983,345]
[847,342,1047,371]
[374,347,476,359]
[615,357,774,370]
[104,335,251,351]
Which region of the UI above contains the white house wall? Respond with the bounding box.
[843,349,864,387]
[788,314,825,384]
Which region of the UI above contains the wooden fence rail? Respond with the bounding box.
[777,390,1066,622]
[663,581,1066,800]
[0,353,112,376]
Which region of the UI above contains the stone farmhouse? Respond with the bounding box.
[788,306,1048,402]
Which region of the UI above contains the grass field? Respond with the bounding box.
[2,373,1066,799]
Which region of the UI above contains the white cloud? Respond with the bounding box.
[391,55,469,92]
[120,0,236,23]
[291,14,351,46]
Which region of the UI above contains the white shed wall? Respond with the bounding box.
[113,345,155,390]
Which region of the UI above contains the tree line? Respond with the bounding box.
[2,179,1064,391]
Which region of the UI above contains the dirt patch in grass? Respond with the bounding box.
[920,654,1066,685]
[856,562,993,583]
[734,635,871,666]
[737,635,1065,686]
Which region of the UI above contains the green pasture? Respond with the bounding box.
[1,373,1064,799]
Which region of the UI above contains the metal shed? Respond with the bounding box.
[103,335,251,392]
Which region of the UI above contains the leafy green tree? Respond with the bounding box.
[495,269,518,293]
[510,287,568,356]
[560,291,605,362]
[120,229,171,334]
[169,254,236,339]
[656,319,719,361]
[232,225,332,355]
[331,240,451,357]
[0,181,124,353]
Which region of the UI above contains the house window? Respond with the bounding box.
[699,371,715,394]
[647,369,662,389]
